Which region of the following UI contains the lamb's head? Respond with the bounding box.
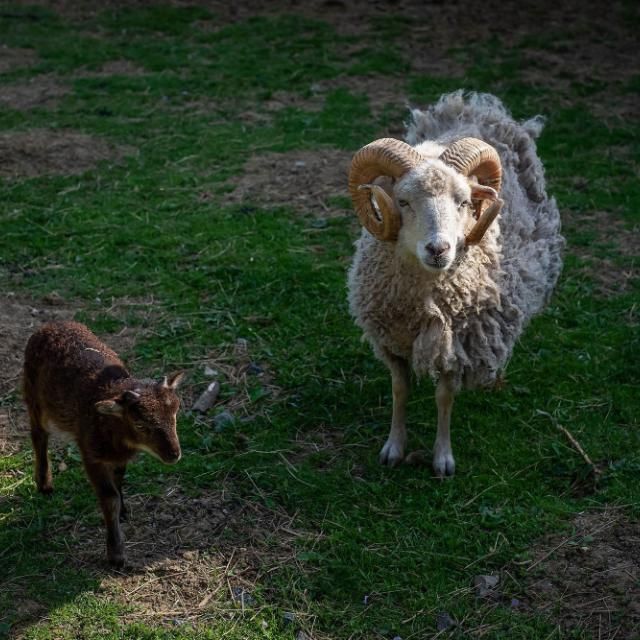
[348,137,503,273]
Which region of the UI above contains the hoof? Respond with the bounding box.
[107,551,126,568]
[38,484,54,495]
[379,439,405,467]
[432,451,456,478]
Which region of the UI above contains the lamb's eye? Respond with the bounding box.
[458,200,471,210]
[134,423,146,431]
[398,199,409,208]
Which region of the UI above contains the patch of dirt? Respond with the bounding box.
[0,129,135,178]
[235,76,407,130]
[564,209,640,297]
[223,148,352,217]
[66,485,312,627]
[0,293,75,455]
[74,59,147,78]
[314,75,408,122]
[520,510,640,639]
[0,75,70,110]
[0,45,37,73]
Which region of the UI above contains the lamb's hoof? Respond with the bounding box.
[379,440,405,467]
[107,550,126,568]
[38,484,54,495]
[432,451,456,478]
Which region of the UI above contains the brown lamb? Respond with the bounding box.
[23,320,184,567]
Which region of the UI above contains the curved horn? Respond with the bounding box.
[439,138,502,244]
[349,138,423,241]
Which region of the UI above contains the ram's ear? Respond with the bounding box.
[469,180,498,201]
[373,175,395,198]
[95,399,124,417]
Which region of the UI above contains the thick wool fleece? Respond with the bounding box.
[348,91,565,389]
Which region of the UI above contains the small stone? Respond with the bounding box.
[510,598,521,609]
[474,574,500,598]
[43,291,64,305]
[58,461,68,472]
[213,410,234,431]
[436,611,455,631]
[231,586,255,607]
[191,381,220,413]
[283,611,296,625]
[246,362,263,375]
[235,338,249,352]
[295,632,312,640]
[203,365,218,377]
[363,594,370,605]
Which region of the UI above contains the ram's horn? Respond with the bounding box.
[349,138,423,241]
[439,137,502,244]
[464,198,504,246]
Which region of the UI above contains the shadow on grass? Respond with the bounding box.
[0,472,302,637]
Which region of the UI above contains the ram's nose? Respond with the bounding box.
[425,240,451,257]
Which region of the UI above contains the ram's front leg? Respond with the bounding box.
[379,350,410,467]
[433,374,456,477]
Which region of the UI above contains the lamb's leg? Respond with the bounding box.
[28,408,53,494]
[433,374,456,477]
[84,458,125,567]
[379,351,410,467]
[113,464,128,522]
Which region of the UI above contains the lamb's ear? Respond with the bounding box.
[160,371,185,390]
[95,399,124,417]
[469,180,498,201]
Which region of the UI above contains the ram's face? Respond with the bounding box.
[393,162,473,272]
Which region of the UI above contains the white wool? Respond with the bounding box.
[348,91,564,389]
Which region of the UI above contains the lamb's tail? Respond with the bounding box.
[406,90,547,203]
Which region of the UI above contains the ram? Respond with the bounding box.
[23,320,184,566]
[347,91,564,476]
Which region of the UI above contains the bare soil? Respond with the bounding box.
[0,129,135,179]
[73,59,147,77]
[67,484,309,627]
[224,148,353,217]
[0,75,70,110]
[0,45,37,73]
[563,209,640,297]
[519,509,640,639]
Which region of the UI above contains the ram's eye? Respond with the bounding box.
[398,199,409,208]
[458,200,471,210]
[134,423,146,431]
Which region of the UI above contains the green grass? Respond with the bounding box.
[1,4,639,640]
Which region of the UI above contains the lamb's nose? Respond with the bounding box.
[426,240,451,257]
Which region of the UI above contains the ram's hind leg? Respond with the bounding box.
[433,374,456,477]
[379,349,410,467]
